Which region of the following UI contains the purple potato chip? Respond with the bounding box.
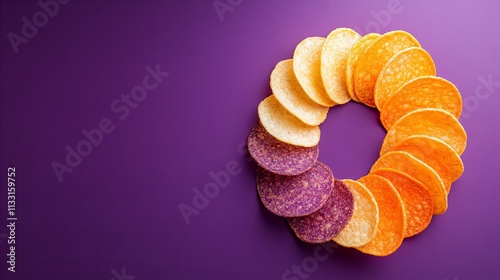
[248,123,319,176]
[257,162,334,217]
[288,179,354,243]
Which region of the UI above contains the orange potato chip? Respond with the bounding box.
[380,108,467,155]
[374,47,436,110]
[320,28,361,104]
[346,33,380,102]
[371,168,434,237]
[258,95,320,147]
[356,175,405,256]
[333,179,379,247]
[370,151,448,214]
[391,135,464,193]
[293,37,336,107]
[271,59,329,126]
[354,30,421,107]
[380,76,463,130]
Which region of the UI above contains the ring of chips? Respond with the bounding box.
[248,28,467,256]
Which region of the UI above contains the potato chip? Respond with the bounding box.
[391,135,464,193]
[356,175,405,256]
[346,33,380,102]
[371,168,433,237]
[374,47,436,110]
[256,162,333,217]
[293,37,336,107]
[370,151,448,214]
[380,76,463,130]
[258,95,320,147]
[320,28,361,104]
[288,179,354,243]
[380,108,467,155]
[271,59,329,126]
[354,30,421,107]
[333,179,379,247]
[247,123,319,176]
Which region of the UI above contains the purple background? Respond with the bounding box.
[1,0,499,279]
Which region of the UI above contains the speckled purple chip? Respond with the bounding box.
[287,179,354,243]
[257,162,334,217]
[248,123,319,176]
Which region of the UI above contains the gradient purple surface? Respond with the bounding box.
[1,0,499,279]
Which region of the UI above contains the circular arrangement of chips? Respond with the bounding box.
[247,28,467,256]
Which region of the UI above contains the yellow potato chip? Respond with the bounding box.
[258,95,320,147]
[356,175,405,256]
[271,59,329,126]
[370,151,448,214]
[371,168,434,237]
[320,28,361,104]
[380,108,467,155]
[346,33,380,102]
[391,135,464,193]
[333,179,379,247]
[374,47,436,110]
[380,76,463,130]
[354,30,421,107]
[293,37,336,107]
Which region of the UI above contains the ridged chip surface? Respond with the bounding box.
[380,76,462,130]
[371,151,448,214]
[333,179,379,247]
[257,162,333,217]
[354,30,421,107]
[380,108,467,155]
[293,37,336,107]
[271,59,329,126]
[374,47,436,110]
[288,179,354,243]
[320,28,361,104]
[356,175,406,257]
[247,123,319,176]
[391,135,464,193]
[258,95,320,147]
[346,33,380,102]
[371,168,434,237]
